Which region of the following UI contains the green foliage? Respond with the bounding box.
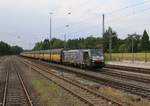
[33,42,43,50]
[0,41,23,55]
[33,39,49,51]
[42,39,50,50]
[67,39,79,49]
[103,27,120,52]
[33,38,65,50]
[125,33,141,52]
[32,28,150,53]
[118,43,128,53]
[32,79,82,106]
[33,36,104,50]
[84,36,101,48]
[0,41,11,55]
[51,38,64,49]
[141,30,149,51]
[10,46,23,55]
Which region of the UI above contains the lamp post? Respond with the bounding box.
[64,25,69,49]
[49,12,53,61]
[64,34,66,49]
[131,35,134,63]
[108,28,112,61]
[145,30,149,63]
[64,12,71,49]
[49,12,53,48]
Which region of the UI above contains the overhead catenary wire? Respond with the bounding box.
[107,6,150,24]
[106,0,150,15]
[51,0,150,40]
[105,0,150,23]
[69,6,150,38]
[54,6,150,40]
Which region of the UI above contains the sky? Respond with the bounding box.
[0,0,150,49]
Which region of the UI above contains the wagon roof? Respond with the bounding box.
[21,48,63,54]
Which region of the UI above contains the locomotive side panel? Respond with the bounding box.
[62,50,84,65]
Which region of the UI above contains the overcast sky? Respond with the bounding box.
[0,0,150,49]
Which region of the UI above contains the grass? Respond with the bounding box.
[32,79,82,106]
[105,53,150,61]
[98,86,150,106]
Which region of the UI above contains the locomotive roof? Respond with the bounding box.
[63,49,103,52]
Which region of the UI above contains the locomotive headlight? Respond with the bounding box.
[100,56,104,62]
[92,56,104,62]
[92,56,99,60]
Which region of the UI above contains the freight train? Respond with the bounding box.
[20,49,105,68]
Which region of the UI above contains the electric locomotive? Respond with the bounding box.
[62,49,104,68]
[20,48,105,68]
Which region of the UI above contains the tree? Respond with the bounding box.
[42,39,50,50]
[0,41,11,55]
[67,39,79,49]
[0,41,23,55]
[33,42,43,50]
[51,38,64,49]
[118,44,128,53]
[141,30,149,52]
[84,36,97,48]
[10,46,23,54]
[125,33,141,53]
[32,31,149,53]
[103,27,120,52]
[78,38,85,49]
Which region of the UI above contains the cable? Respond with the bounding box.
[106,0,150,15]
[50,0,150,39]
[108,6,150,24]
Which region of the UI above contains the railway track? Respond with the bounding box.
[20,57,129,106]
[101,68,150,84]
[21,57,150,99]
[0,60,33,106]
[105,64,150,74]
[0,59,9,106]
[0,71,8,106]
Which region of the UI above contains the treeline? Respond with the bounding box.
[33,37,103,50]
[0,41,23,55]
[33,27,150,53]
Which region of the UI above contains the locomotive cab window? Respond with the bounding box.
[91,49,103,56]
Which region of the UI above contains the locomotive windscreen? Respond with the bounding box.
[91,49,103,56]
